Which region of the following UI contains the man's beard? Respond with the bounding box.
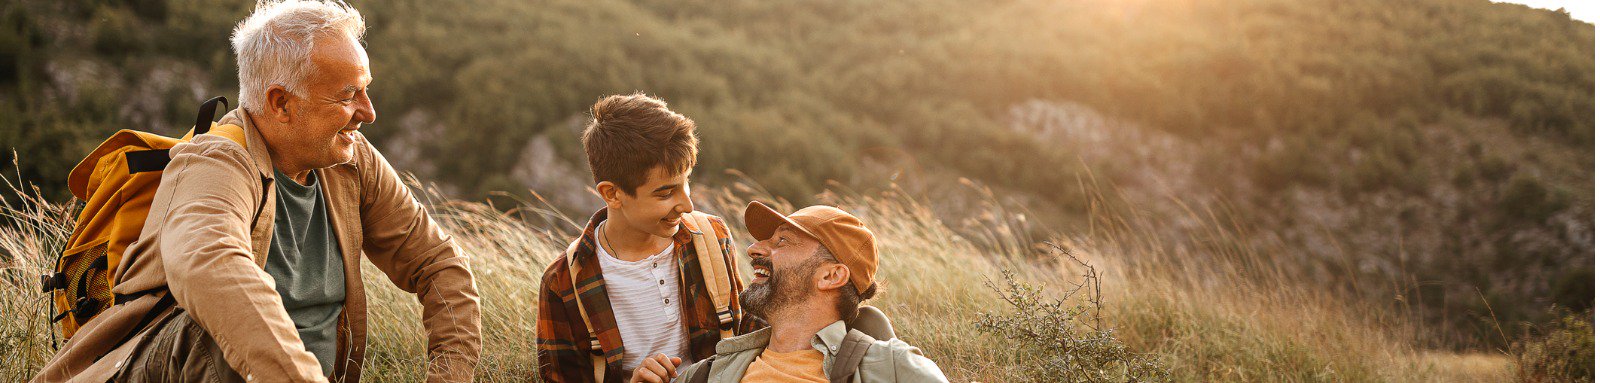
[741,257,819,321]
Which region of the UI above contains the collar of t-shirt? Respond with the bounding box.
[746,348,827,383]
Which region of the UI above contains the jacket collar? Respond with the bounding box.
[217,108,276,181]
[811,320,850,355]
[714,320,849,355]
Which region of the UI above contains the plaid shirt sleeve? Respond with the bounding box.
[536,256,594,383]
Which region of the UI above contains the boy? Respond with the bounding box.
[537,93,757,383]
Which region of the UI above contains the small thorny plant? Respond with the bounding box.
[976,242,1170,383]
[1513,309,1595,383]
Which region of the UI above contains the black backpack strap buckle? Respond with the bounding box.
[40,273,65,292]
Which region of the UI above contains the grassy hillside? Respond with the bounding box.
[0,0,1591,351]
[0,173,1528,382]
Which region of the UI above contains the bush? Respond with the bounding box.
[1513,309,1595,383]
[976,243,1170,383]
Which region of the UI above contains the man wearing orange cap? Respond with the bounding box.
[632,202,947,383]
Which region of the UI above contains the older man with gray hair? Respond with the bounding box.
[31,1,481,382]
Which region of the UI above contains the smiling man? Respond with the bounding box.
[536,93,758,383]
[31,1,481,382]
[652,202,947,383]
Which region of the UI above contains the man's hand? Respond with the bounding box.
[629,354,682,383]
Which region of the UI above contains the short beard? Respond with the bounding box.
[741,254,825,321]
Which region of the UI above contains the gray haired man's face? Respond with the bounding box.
[263,33,376,174]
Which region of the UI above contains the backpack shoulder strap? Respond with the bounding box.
[683,211,736,338]
[562,239,595,336]
[204,123,247,148]
[828,331,874,383]
[562,239,609,383]
[191,97,246,148]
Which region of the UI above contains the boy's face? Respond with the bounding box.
[603,166,694,238]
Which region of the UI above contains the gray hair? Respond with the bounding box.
[230,0,366,112]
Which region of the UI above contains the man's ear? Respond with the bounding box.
[597,181,621,208]
[265,85,294,123]
[816,263,851,292]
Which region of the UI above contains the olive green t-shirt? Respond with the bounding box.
[266,169,347,376]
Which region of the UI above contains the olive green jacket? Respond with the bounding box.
[674,321,947,383]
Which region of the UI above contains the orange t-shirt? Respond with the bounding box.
[741,348,828,382]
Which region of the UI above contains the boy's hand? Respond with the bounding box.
[629,354,682,383]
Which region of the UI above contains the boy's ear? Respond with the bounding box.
[597,181,621,208]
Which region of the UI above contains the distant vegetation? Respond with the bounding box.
[1,0,1591,350]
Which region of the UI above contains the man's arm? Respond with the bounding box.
[669,358,710,383]
[354,138,481,382]
[156,138,326,382]
[536,258,595,383]
[890,341,950,383]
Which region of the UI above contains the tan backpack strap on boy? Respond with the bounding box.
[682,211,736,339]
[563,239,609,383]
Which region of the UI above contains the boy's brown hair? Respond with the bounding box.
[581,93,699,195]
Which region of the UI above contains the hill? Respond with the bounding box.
[0,0,1592,347]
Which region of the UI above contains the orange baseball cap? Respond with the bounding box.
[744,201,878,292]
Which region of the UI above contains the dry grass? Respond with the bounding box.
[0,171,1516,382]
[0,171,79,382]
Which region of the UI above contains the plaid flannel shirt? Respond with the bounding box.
[536,209,762,383]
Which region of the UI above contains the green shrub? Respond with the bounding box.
[1514,310,1595,383]
[976,244,1170,383]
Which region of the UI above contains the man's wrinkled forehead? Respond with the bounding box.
[309,33,371,86]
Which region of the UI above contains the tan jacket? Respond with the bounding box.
[32,109,482,382]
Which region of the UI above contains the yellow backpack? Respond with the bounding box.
[39,97,245,340]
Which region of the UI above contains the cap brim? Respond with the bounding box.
[744,201,801,241]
